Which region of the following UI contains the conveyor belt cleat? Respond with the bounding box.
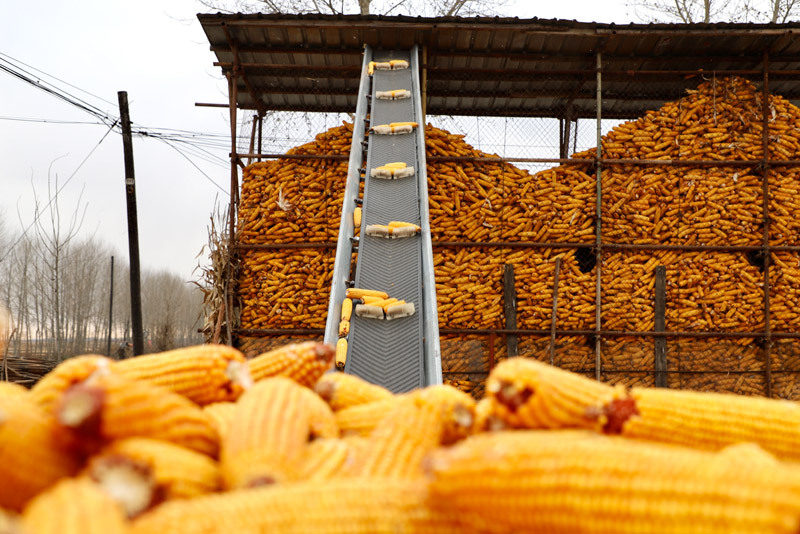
[365,224,393,238]
[385,302,415,320]
[355,304,385,320]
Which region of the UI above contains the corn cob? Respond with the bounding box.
[360,295,385,304]
[298,438,351,481]
[89,438,220,504]
[428,429,800,534]
[0,382,27,400]
[346,385,475,479]
[341,298,353,321]
[338,319,350,337]
[115,345,251,405]
[314,372,393,412]
[30,354,113,413]
[248,341,334,387]
[297,385,339,439]
[485,356,616,430]
[0,396,81,511]
[335,338,347,370]
[130,478,457,534]
[22,478,128,534]
[353,207,362,228]
[488,357,800,462]
[56,372,219,457]
[335,396,403,436]
[221,377,311,488]
[348,395,442,479]
[346,288,389,300]
[202,401,237,441]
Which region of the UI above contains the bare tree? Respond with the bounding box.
[31,167,88,362]
[629,0,800,22]
[198,0,510,17]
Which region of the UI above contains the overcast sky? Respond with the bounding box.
[0,0,633,282]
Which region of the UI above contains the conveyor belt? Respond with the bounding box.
[324,46,441,393]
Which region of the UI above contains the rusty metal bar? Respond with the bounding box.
[436,328,800,339]
[488,332,496,370]
[236,329,325,336]
[503,264,518,358]
[234,243,337,250]
[246,115,257,167]
[761,49,774,398]
[549,257,562,365]
[221,25,268,118]
[227,70,239,347]
[654,265,668,387]
[233,241,800,253]
[594,48,603,382]
[427,155,800,166]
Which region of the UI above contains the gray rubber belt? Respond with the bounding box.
[345,50,426,393]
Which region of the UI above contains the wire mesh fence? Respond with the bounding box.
[227,55,800,399]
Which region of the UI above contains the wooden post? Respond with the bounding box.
[503,264,518,357]
[118,91,144,357]
[654,265,668,387]
[549,257,562,365]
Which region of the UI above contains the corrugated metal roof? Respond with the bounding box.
[198,13,800,118]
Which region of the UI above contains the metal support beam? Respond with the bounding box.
[503,264,518,358]
[654,265,668,388]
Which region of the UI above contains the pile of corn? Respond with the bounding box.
[235,76,800,398]
[7,342,800,533]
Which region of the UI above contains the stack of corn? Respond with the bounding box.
[234,75,800,399]
[7,343,800,533]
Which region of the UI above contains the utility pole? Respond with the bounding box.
[106,255,114,356]
[118,91,144,357]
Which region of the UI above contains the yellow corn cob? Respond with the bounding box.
[335,396,403,436]
[202,401,237,441]
[367,297,399,310]
[338,319,350,337]
[335,338,348,370]
[88,438,221,503]
[221,377,311,488]
[56,372,219,457]
[388,221,421,232]
[0,396,81,511]
[415,385,476,445]
[22,478,128,534]
[489,357,800,462]
[367,61,375,75]
[30,354,113,413]
[0,382,27,400]
[248,341,334,388]
[427,430,800,534]
[348,395,441,479]
[360,295,385,304]
[130,478,458,534]
[389,122,418,128]
[314,372,393,412]
[297,385,339,439]
[340,386,474,479]
[298,438,351,481]
[485,357,615,430]
[384,162,407,169]
[341,298,353,321]
[115,345,251,405]
[345,288,389,300]
[353,207,362,228]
